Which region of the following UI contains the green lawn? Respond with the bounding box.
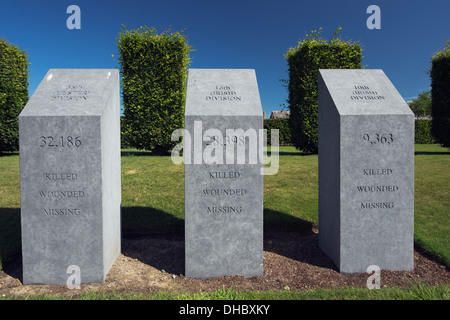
[412,144,450,265]
[0,144,449,298]
[3,283,449,300]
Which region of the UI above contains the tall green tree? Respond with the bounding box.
[408,91,431,118]
[117,26,191,154]
[285,27,362,153]
[430,40,450,149]
[0,39,29,153]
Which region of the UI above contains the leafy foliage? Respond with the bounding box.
[430,40,450,149]
[408,91,431,119]
[264,118,292,145]
[284,27,362,153]
[415,120,435,144]
[116,26,191,154]
[0,39,29,153]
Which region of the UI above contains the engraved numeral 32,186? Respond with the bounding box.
[39,136,81,148]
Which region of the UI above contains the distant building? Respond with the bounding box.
[269,110,290,119]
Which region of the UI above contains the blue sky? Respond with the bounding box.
[1,0,449,117]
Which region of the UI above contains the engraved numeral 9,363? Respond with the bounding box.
[39,136,81,148]
[362,133,393,145]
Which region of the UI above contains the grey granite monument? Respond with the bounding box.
[184,69,263,278]
[318,69,414,274]
[19,69,121,285]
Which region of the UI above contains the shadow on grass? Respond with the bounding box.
[121,206,184,239]
[275,151,314,156]
[0,206,336,278]
[265,148,312,156]
[121,150,154,157]
[0,152,19,157]
[0,208,22,281]
[415,151,450,155]
[121,150,173,157]
[0,206,186,279]
[122,207,334,275]
[121,206,185,274]
[263,209,338,271]
[264,209,315,235]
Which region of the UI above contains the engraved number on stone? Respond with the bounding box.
[363,133,393,145]
[40,136,81,147]
[205,135,245,146]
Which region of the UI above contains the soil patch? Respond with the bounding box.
[1,230,448,298]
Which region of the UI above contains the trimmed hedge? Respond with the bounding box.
[264,119,292,145]
[0,39,29,153]
[430,41,450,149]
[116,26,191,155]
[415,119,435,144]
[285,27,362,154]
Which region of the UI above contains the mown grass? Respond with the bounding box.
[2,283,449,300]
[412,144,450,266]
[0,144,448,299]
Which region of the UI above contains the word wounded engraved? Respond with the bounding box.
[41,171,85,216]
[205,170,245,215]
[202,189,247,196]
[39,190,85,198]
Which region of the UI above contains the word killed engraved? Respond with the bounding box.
[185,69,263,278]
[37,86,88,217]
[19,68,121,285]
[37,128,85,217]
[206,170,245,216]
[359,133,397,210]
[38,143,86,216]
[348,84,398,211]
[318,69,414,274]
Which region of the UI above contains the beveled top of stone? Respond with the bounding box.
[319,69,413,116]
[185,69,262,116]
[19,69,119,117]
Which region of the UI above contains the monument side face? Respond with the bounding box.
[184,69,263,278]
[19,69,121,284]
[319,69,414,274]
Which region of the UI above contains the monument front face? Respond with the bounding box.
[184,69,263,278]
[19,69,121,285]
[318,69,414,274]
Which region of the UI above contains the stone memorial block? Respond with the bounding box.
[19,69,121,284]
[184,69,263,278]
[318,69,414,274]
